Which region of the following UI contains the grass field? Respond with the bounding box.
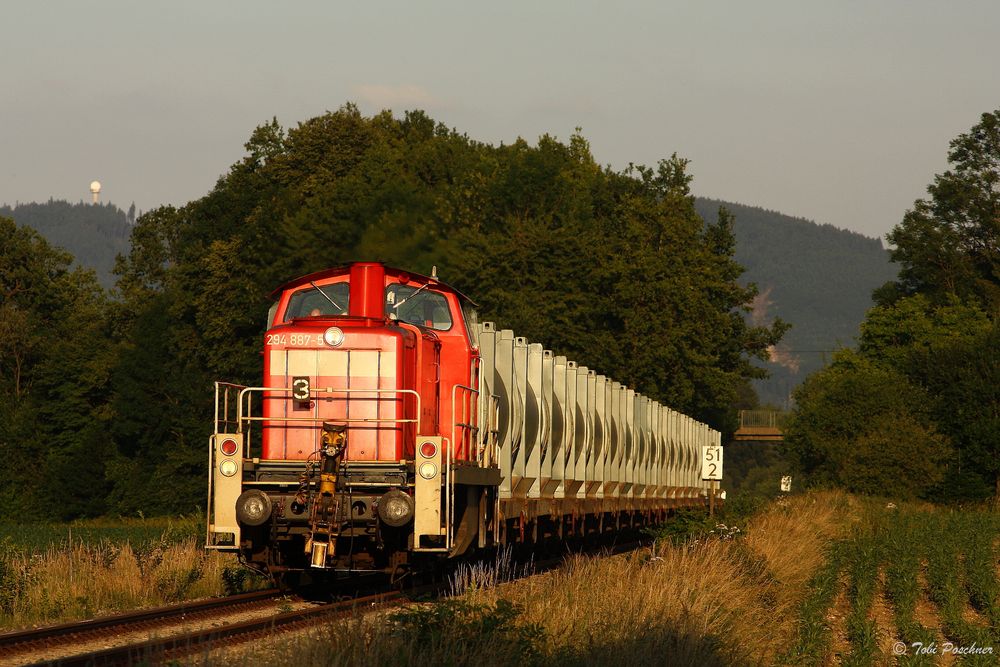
[4,494,999,666]
[221,493,1000,666]
[0,515,202,555]
[0,516,264,630]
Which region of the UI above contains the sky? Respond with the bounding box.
[2,1,998,240]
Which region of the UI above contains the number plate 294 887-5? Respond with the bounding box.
[265,333,322,346]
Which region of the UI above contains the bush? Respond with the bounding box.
[784,353,951,499]
[644,508,716,544]
[390,599,545,664]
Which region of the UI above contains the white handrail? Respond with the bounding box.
[237,386,421,429]
[443,435,453,550]
[450,383,480,464]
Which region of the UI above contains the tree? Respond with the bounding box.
[867,109,1000,501]
[783,352,951,499]
[789,109,1000,503]
[789,286,996,502]
[596,158,786,426]
[0,217,114,518]
[858,294,991,372]
[882,109,1000,311]
[910,321,1000,501]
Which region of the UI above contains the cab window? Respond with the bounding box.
[462,303,479,347]
[285,283,350,320]
[385,283,452,330]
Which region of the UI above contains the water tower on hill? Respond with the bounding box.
[90,180,101,204]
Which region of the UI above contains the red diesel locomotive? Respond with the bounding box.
[207,262,720,580]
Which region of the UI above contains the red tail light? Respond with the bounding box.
[220,438,239,456]
[419,441,437,458]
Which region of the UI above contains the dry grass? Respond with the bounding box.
[224,490,859,667]
[493,541,780,665]
[743,491,855,587]
[489,490,855,665]
[0,538,241,629]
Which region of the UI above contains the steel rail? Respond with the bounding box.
[0,588,281,654]
[41,590,410,667]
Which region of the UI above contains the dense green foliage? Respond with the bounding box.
[0,200,133,288]
[879,110,1000,310]
[0,516,200,556]
[784,353,950,499]
[697,200,897,406]
[6,186,896,413]
[388,599,545,664]
[786,109,1000,501]
[0,218,115,518]
[0,106,784,517]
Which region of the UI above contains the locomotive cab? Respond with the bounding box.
[207,262,494,578]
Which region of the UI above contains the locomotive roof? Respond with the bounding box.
[269,263,477,306]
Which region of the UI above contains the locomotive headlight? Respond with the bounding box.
[377,489,414,527]
[236,490,273,526]
[418,461,438,480]
[219,459,239,477]
[323,327,345,347]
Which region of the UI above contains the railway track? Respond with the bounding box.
[15,592,407,667]
[0,575,436,667]
[0,588,287,666]
[0,539,646,666]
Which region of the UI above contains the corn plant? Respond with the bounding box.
[841,531,881,667]
[780,541,846,666]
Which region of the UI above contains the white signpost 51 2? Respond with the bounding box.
[702,444,723,516]
[702,445,723,481]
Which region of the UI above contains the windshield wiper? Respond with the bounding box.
[392,283,429,310]
[310,281,343,312]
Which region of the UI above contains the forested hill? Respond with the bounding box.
[0,200,133,288]
[695,198,898,406]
